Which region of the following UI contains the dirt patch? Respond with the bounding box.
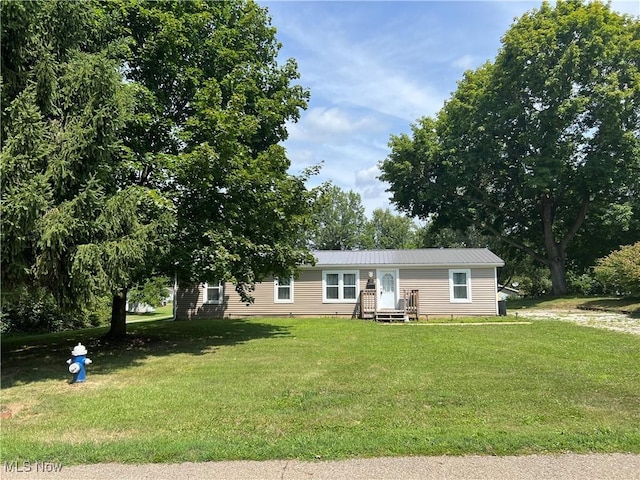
[0,402,31,419]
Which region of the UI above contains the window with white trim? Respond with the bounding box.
[204,282,223,305]
[449,269,472,303]
[274,277,294,303]
[322,270,359,303]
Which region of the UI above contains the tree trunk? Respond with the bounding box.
[540,191,569,296]
[548,256,568,296]
[106,288,128,338]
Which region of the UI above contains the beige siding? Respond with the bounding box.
[176,269,369,319]
[400,267,498,317]
[175,285,224,320]
[176,267,498,320]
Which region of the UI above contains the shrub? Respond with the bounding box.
[0,287,87,334]
[567,271,605,296]
[513,266,552,297]
[85,295,113,327]
[593,242,640,296]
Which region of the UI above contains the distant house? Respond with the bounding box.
[175,248,505,321]
[498,284,521,299]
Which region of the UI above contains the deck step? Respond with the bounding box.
[375,310,409,322]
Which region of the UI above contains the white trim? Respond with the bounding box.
[274,276,294,303]
[495,267,500,315]
[204,282,223,305]
[449,269,472,303]
[322,270,360,303]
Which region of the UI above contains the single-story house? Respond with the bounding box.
[175,248,505,321]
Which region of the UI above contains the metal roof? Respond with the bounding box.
[310,249,504,267]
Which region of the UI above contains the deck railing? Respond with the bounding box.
[359,289,377,319]
[359,288,420,320]
[403,289,420,320]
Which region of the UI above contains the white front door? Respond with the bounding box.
[379,270,397,310]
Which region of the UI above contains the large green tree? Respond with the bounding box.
[112,0,313,309]
[2,0,313,336]
[1,0,173,338]
[361,208,419,249]
[380,0,640,295]
[307,184,368,250]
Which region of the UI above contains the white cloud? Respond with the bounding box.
[270,5,448,121]
[288,107,386,143]
[355,165,380,187]
[452,54,476,71]
[361,185,386,201]
[285,147,315,170]
[313,44,446,122]
[267,0,640,219]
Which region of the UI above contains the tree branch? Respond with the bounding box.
[559,194,590,252]
[460,212,548,265]
[465,185,532,228]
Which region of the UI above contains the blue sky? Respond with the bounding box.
[260,1,640,215]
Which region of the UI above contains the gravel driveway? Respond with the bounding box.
[514,308,640,335]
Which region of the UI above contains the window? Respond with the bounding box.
[323,271,359,303]
[274,277,294,303]
[449,269,472,303]
[204,282,223,305]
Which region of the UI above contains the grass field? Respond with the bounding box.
[126,303,174,323]
[508,296,640,316]
[1,314,639,465]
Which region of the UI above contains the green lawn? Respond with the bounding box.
[1,316,639,465]
[508,296,640,316]
[126,303,174,323]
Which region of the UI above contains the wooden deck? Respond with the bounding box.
[359,289,419,322]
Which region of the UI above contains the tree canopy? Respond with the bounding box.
[380,0,640,295]
[1,0,313,336]
[362,208,419,250]
[1,1,174,334]
[307,184,367,250]
[113,1,313,302]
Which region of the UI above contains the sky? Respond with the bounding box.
[258,0,640,216]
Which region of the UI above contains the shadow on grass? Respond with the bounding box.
[576,298,640,317]
[0,318,290,388]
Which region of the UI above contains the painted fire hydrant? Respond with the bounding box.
[66,343,92,383]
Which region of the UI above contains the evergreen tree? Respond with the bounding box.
[2,1,313,336]
[1,1,174,336]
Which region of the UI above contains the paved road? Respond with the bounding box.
[4,454,640,480]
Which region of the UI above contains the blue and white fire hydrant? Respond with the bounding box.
[66,343,92,383]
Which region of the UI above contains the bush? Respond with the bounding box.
[594,242,640,296]
[567,271,605,296]
[0,288,88,334]
[512,266,552,297]
[85,295,113,327]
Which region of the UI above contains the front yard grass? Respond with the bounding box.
[126,303,174,323]
[1,316,639,464]
[509,296,640,316]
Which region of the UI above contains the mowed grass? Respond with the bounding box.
[509,296,640,316]
[1,316,639,465]
[126,303,174,323]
